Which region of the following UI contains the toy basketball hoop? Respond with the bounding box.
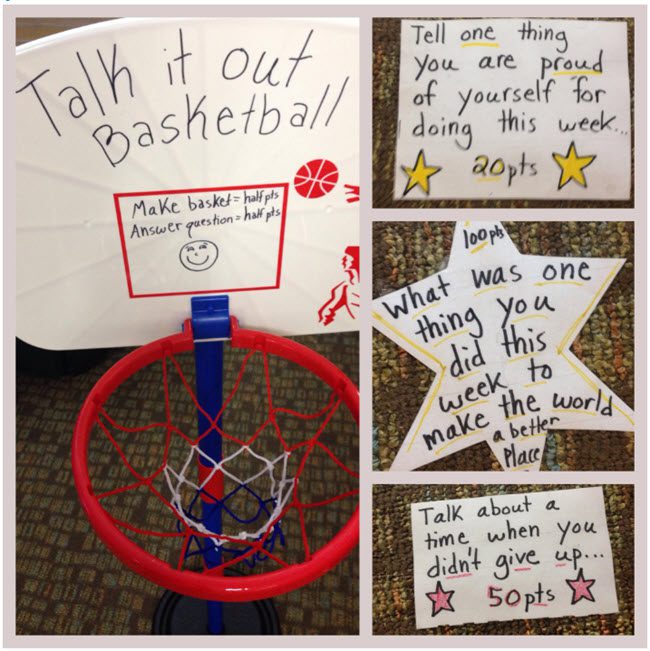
[72,296,359,633]
[17,17,360,635]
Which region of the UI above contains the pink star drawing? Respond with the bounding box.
[566,568,596,605]
[426,581,455,617]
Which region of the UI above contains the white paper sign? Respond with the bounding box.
[411,487,619,629]
[115,184,287,297]
[372,221,634,471]
[395,19,631,200]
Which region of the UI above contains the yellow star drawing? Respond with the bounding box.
[552,141,596,190]
[401,150,442,196]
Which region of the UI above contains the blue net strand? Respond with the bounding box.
[174,472,287,569]
[184,524,286,569]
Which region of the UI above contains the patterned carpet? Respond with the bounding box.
[372,17,635,209]
[373,484,634,635]
[16,332,359,635]
[372,221,635,471]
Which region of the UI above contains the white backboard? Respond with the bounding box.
[16,18,359,349]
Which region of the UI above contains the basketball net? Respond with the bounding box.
[90,331,358,575]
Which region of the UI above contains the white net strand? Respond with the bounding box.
[162,442,296,546]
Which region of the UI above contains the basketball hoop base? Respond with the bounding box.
[152,590,281,635]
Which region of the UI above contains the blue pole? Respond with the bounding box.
[191,295,230,635]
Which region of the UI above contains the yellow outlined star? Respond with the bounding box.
[552,141,596,190]
[401,149,442,196]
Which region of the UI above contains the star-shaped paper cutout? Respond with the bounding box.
[401,149,442,196]
[372,221,634,471]
[426,581,455,617]
[566,568,596,605]
[552,141,596,190]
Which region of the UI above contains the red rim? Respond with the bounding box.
[72,318,359,602]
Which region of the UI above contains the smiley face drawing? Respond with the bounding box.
[179,240,218,272]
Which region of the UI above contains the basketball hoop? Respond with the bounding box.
[72,315,359,604]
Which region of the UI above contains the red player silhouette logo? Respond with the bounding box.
[294,159,339,198]
[318,246,360,326]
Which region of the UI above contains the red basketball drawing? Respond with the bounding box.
[294,159,339,199]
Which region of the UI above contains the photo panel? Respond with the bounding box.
[373,483,634,635]
[372,221,635,472]
[373,17,634,208]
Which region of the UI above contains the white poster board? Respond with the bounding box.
[394,19,631,200]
